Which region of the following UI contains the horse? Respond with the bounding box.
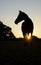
[14,10,34,39]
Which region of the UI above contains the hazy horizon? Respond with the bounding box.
[0,0,41,38]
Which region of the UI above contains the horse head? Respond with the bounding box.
[14,10,27,24]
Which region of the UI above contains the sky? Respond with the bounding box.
[0,0,41,38]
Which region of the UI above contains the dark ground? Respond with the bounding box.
[0,36,41,64]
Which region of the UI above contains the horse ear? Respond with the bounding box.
[19,10,22,13]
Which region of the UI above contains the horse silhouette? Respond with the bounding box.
[15,10,34,38]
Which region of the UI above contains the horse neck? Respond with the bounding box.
[23,14,28,22]
[23,18,28,23]
[24,15,31,23]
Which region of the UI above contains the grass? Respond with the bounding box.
[0,36,41,64]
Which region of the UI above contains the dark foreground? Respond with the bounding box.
[0,36,41,64]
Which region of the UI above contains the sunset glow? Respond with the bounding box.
[0,0,41,38]
[25,33,31,41]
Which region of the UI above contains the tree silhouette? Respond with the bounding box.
[0,21,16,40]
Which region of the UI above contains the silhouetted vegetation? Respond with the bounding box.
[0,21,16,40]
[0,36,41,64]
